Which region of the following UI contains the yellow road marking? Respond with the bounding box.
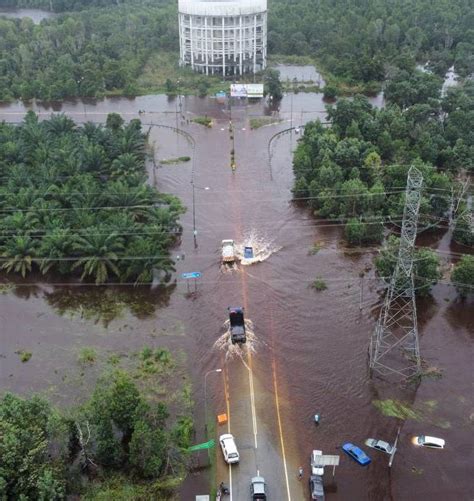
[272,348,292,500]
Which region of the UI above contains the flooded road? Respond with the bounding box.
[0,92,473,500]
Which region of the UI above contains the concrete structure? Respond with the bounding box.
[178,0,267,76]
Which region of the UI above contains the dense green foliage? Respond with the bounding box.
[451,254,474,297]
[374,235,442,295]
[293,81,474,245]
[269,0,474,85]
[0,393,68,499]
[0,2,177,100]
[264,68,283,101]
[0,364,192,499]
[0,112,184,284]
[1,0,473,97]
[453,207,474,247]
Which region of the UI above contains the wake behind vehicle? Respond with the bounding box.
[250,476,267,500]
[228,306,246,344]
[219,433,240,464]
[342,443,371,465]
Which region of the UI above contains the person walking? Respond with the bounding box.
[298,466,304,479]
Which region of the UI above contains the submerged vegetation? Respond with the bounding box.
[0,352,193,500]
[293,79,474,253]
[0,112,184,284]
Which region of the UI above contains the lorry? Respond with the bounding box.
[221,239,236,264]
[228,307,246,344]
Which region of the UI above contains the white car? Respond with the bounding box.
[221,239,235,264]
[365,438,395,454]
[311,449,324,476]
[219,433,240,464]
[413,435,445,449]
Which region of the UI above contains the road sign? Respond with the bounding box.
[188,439,215,452]
[314,454,340,467]
[182,272,202,279]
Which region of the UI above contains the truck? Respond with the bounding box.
[228,307,246,344]
[221,239,235,264]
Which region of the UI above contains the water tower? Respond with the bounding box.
[178,0,267,76]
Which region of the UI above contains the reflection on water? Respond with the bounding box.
[275,64,326,87]
[0,8,55,23]
[44,283,176,326]
[213,319,258,360]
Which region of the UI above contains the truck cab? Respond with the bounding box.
[228,307,246,344]
[222,239,235,264]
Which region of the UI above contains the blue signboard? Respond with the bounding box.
[182,272,202,279]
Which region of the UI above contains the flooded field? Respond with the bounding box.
[0,91,472,500]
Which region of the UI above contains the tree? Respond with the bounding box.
[264,68,283,101]
[1,235,38,277]
[72,231,124,284]
[451,255,474,297]
[0,393,67,500]
[375,236,441,295]
[106,112,124,132]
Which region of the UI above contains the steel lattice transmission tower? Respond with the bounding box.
[370,166,423,379]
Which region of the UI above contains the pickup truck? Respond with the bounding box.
[222,239,235,263]
[228,307,246,344]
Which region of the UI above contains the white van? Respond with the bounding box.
[219,433,240,464]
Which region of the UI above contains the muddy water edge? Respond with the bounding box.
[0,93,472,500]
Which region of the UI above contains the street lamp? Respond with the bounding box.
[204,368,222,435]
[191,182,210,249]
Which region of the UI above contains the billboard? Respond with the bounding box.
[230,83,264,98]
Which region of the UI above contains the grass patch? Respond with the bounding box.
[78,347,97,365]
[192,116,212,127]
[308,242,322,255]
[0,283,14,294]
[312,278,327,291]
[16,350,32,363]
[249,117,282,129]
[136,346,174,376]
[161,156,191,165]
[373,399,421,420]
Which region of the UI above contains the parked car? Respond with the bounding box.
[311,449,325,476]
[342,443,371,465]
[219,433,240,464]
[413,435,445,449]
[250,476,267,500]
[365,438,395,454]
[309,475,324,500]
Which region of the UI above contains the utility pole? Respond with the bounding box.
[369,166,423,380]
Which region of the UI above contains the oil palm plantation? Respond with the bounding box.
[72,230,125,284]
[1,235,38,277]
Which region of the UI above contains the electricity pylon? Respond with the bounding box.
[370,166,423,379]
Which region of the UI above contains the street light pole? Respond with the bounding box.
[192,181,197,248]
[204,368,222,435]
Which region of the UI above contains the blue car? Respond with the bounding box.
[342,443,371,465]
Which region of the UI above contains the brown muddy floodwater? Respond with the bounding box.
[0,92,472,500]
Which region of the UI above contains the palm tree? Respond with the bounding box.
[38,228,76,275]
[111,153,142,177]
[72,230,124,284]
[121,239,175,285]
[1,235,38,277]
[43,114,76,137]
[104,181,153,221]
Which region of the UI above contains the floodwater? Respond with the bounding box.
[0,91,472,500]
[276,64,326,87]
[0,8,55,23]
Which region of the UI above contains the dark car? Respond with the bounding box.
[228,307,246,344]
[309,475,324,500]
[250,476,267,500]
